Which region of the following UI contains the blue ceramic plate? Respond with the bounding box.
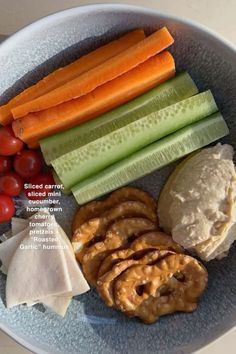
[0,4,236,354]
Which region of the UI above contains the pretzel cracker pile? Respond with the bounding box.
[72,187,208,324]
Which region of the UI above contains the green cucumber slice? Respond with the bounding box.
[52,171,71,195]
[72,112,229,204]
[52,90,218,189]
[40,72,198,165]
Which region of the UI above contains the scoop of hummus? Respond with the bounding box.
[158,144,236,261]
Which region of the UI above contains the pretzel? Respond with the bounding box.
[81,218,156,286]
[97,250,173,307]
[98,230,182,278]
[98,249,135,278]
[72,201,157,262]
[72,187,157,233]
[114,254,208,323]
[130,231,184,254]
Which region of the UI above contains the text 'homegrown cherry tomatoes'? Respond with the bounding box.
[0,126,24,156]
[14,150,43,178]
[0,172,24,197]
[0,195,15,223]
[0,156,12,173]
[24,173,55,200]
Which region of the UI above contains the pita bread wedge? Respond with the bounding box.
[6,215,72,308]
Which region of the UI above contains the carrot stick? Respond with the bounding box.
[12,51,175,146]
[12,27,174,119]
[0,29,146,125]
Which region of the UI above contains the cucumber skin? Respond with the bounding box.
[52,171,71,195]
[72,113,229,204]
[52,90,218,189]
[40,72,198,165]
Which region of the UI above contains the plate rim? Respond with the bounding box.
[0,3,235,56]
[0,3,236,354]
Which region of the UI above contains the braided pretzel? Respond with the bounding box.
[98,230,183,278]
[114,254,208,323]
[72,187,157,233]
[72,201,157,262]
[82,218,156,286]
[130,231,184,253]
[97,250,173,307]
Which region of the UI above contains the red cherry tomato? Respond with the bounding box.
[24,173,55,200]
[0,156,12,173]
[0,194,15,223]
[14,150,43,178]
[0,126,24,156]
[0,172,24,197]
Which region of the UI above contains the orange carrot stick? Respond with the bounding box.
[12,51,175,146]
[0,29,146,125]
[12,27,174,119]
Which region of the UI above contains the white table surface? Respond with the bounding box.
[0,1,235,353]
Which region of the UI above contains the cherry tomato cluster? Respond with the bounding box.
[0,126,54,223]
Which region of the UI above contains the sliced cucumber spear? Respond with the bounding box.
[52,90,218,190]
[40,72,198,165]
[72,113,229,204]
[52,171,71,195]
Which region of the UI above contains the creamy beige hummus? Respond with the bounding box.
[158,144,236,261]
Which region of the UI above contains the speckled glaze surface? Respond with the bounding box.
[0,4,236,354]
